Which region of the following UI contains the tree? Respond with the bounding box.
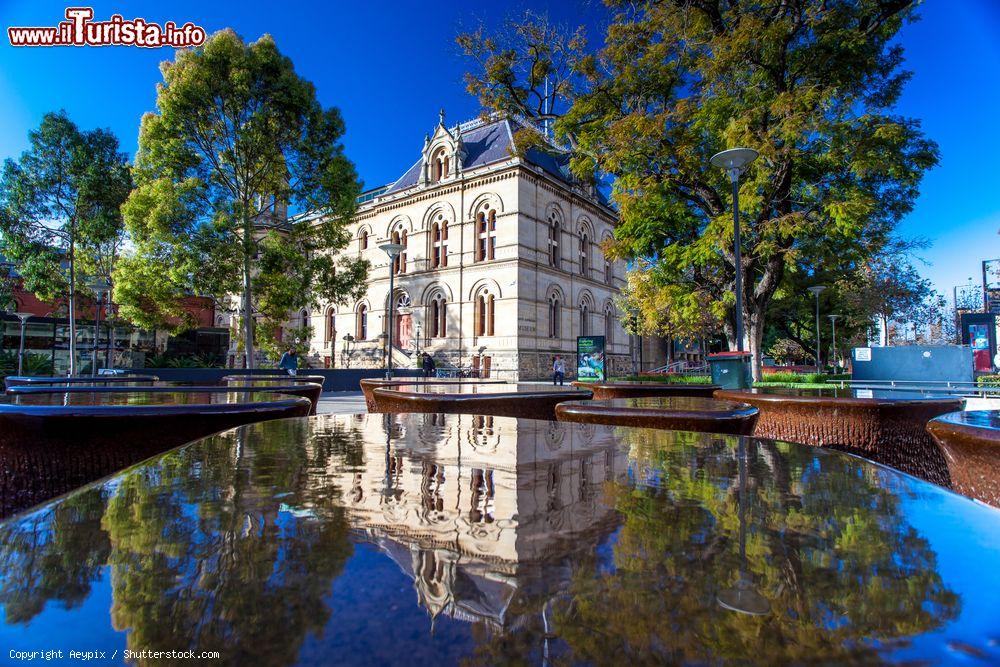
[460,1,938,379]
[0,111,131,375]
[117,30,367,368]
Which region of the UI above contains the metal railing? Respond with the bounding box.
[828,378,1000,398]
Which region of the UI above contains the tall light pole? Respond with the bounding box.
[808,285,826,373]
[86,277,111,376]
[14,312,32,376]
[710,148,759,356]
[379,243,405,380]
[828,314,840,371]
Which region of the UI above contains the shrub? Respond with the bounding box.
[0,351,55,377]
[977,374,1000,387]
[616,374,713,384]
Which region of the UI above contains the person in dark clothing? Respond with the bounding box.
[552,355,566,386]
[421,352,436,378]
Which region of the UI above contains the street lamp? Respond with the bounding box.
[14,312,32,376]
[341,333,355,368]
[828,314,840,370]
[710,148,759,355]
[379,242,405,380]
[808,285,826,373]
[86,277,111,377]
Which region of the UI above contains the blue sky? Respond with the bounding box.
[0,0,997,297]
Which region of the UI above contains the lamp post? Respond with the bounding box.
[14,312,32,376]
[86,277,111,377]
[710,148,759,356]
[808,285,826,373]
[379,243,405,380]
[828,314,840,371]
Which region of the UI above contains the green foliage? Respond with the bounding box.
[616,373,712,384]
[116,30,368,359]
[460,1,938,377]
[0,351,54,377]
[760,371,829,384]
[977,375,1000,388]
[142,352,222,368]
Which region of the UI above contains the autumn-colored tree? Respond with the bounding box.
[460,1,938,378]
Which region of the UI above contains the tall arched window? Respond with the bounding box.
[604,254,613,284]
[429,294,447,338]
[325,308,336,342]
[475,208,496,262]
[356,305,368,339]
[548,211,561,269]
[580,303,590,336]
[579,232,589,277]
[475,292,495,336]
[391,227,407,274]
[604,307,614,344]
[299,309,309,332]
[548,294,561,338]
[431,215,448,268]
[359,230,368,251]
[431,147,449,182]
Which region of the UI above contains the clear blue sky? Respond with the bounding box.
[1,0,997,297]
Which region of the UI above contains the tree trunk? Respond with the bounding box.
[68,231,77,376]
[242,217,255,369]
[879,314,889,346]
[748,318,765,381]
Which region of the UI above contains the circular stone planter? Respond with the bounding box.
[715,387,963,488]
[0,390,311,518]
[3,374,159,390]
[556,396,758,436]
[360,377,509,412]
[370,383,591,420]
[8,380,325,416]
[927,410,1000,508]
[571,380,720,400]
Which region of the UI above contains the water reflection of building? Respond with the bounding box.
[310,413,626,630]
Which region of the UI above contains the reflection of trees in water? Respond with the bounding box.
[0,419,360,667]
[552,431,960,664]
[0,488,111,623]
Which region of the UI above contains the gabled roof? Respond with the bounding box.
[381,116,589,200]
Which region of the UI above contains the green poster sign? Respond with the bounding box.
[577,336,606,383]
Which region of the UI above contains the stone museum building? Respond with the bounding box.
[299,111,643,380]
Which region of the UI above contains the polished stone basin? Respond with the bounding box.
[8,380,324,415]
[370,382,590,420]
[927,410,1000,508]
[572,380,720,399]
[556,396,758,435]
[222,373,327,386]
[360,377,508,412]
[715,387,963,488]
[3,374,158,390]
[0,391,311,518]
[0,412,997,664]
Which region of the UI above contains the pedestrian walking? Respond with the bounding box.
[552,355,565,386]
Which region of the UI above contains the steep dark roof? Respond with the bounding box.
[382,117,590,200]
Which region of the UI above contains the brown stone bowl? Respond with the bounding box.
[927,410,1000,508]
[715,387,963,488]
[571,380,719,400]
[221,374,327,387]
[556,396,758,436]
[370,383,591,420]
[360,377,508,412]
[0,390,311,518]
[3,374,159,390]
[9,381,324,415]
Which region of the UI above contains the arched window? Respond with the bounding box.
[299,310,310,333]
[580,303,590,336]
[356,305,368,339]
[604,307,614,345]
[604,254,613,284]
[475,208,497,262]
[391,227,407,274]
[579,233,589,277]
[548,294,561,338]
[359,230,368,251]
[324,308,336,342]
[431,214,448,269]
[547,210,561,269]
[475,292,495,336]
[431,147,448,182]
[429,294,447,338]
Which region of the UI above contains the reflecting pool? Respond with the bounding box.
[0,413,997,665]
